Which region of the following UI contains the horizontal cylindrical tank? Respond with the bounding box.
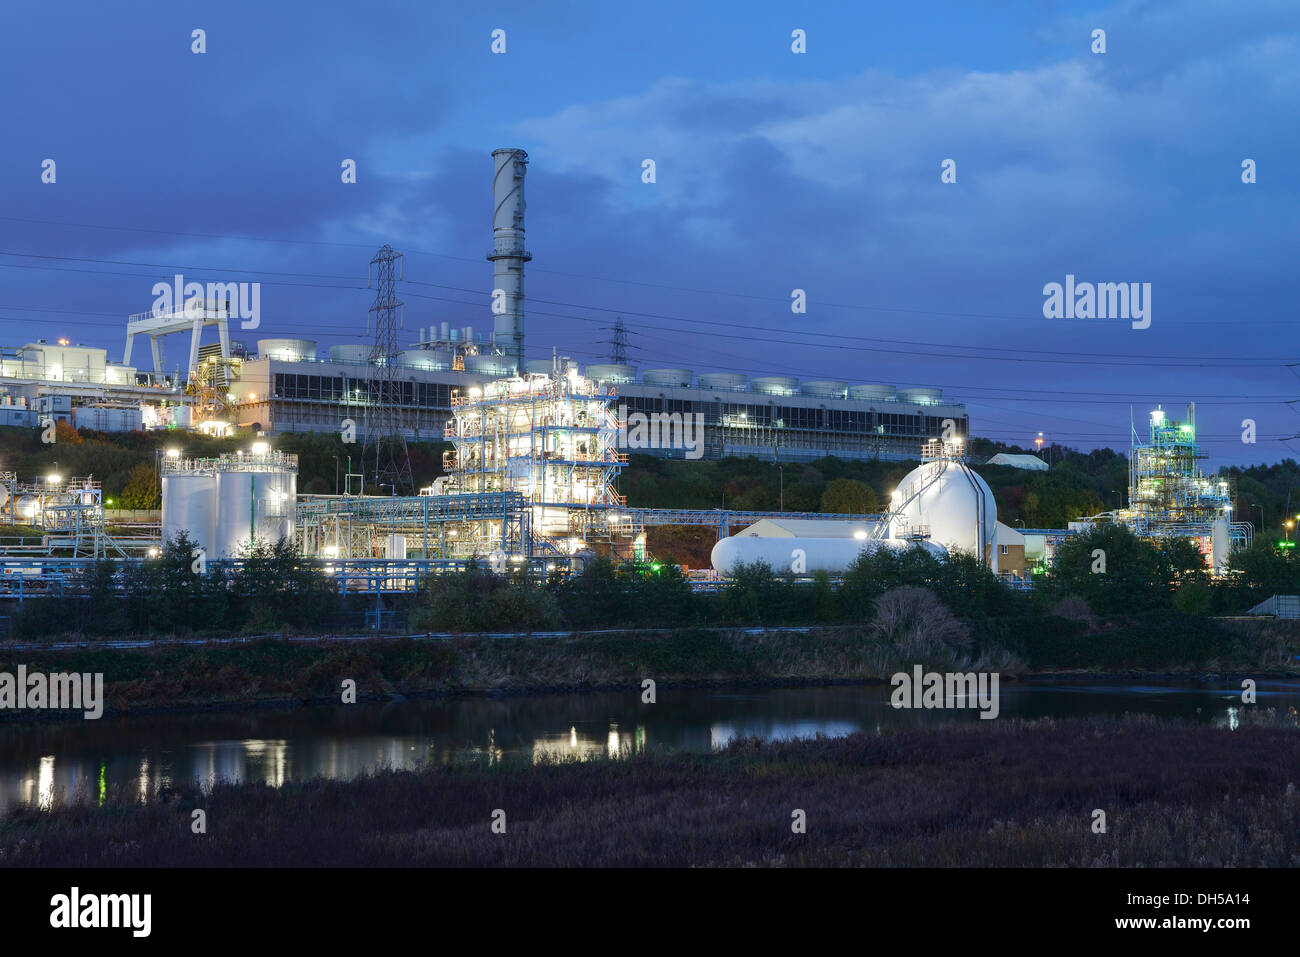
[642,368,692,388]
[800,380,848,399]
[584,363,638,384]
[899,387,943,405]
[750,376,799,396]
[849,383,897,401]
[711,536,947,576]
[329,344,372,363]
[697,372,748,391]
[161,472,217,550]
[258,339,317,362]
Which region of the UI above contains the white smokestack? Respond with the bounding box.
[489,148,530,374]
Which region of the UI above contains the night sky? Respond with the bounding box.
[2,0,1296,467]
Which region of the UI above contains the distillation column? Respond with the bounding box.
[488,148,531,375]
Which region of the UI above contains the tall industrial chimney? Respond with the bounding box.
[488,148,530,375]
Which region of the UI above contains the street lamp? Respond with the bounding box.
[1250,503,1264,532]
[1286,520,1294,542]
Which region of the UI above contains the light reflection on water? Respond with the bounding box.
[1,680,1298,815]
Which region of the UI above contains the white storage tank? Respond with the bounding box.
[888,458,996,561]
[849,384,897,401]
[161,472,217,549]
[213,462,297,558]
[801,380,848,399]
[642,369,693,388]
[698,372,748,392]
[258,339,317,362]
[329,344,372,364]
[584,363,638,384]
[464,354,515,376]
[161,449,298,558]
[399,349,441,371]
[751,376,799,396]
[525,359,557,375]
[899,387,943,406]
[711,535,946,575]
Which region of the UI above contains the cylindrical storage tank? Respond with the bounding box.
[750,376,799,396]
[849,383,897,401]
[464,354,514,376]
[524,359,556,375]
[711,535,946,576]
[698,372,748,391]
[642,369,692,388]
[584,363,638,384]
[329,344,372,364]
[888,459,996,559]
[899,387,943,406]
[161,472,217,553]
[213,468,297,559]
[398,349,441,371]
[257,338,317,362]
[15,494,42,522]
[800,380,848,399]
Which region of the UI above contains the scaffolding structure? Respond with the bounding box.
[0,473,147,558]
[442,368,640,559]
[1076,404,1252,571]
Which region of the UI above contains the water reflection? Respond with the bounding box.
[2,679,1298,815]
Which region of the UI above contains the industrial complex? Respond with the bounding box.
[0,148,1253,597]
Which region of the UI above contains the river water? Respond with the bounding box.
[2,679,1298,814]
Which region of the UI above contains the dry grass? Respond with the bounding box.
[4,712,1297,867]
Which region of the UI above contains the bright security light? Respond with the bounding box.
[251,441,270,456]
[853,530,868,540]
[46,473,62,484]
[165,448,181,458]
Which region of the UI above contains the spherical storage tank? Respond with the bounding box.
[711,536,946,576]
[888,459,996,559]
[642,369,692,388]
[161,472,217,551]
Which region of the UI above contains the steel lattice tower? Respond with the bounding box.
[605,316,629,363]
[361,244,414,494]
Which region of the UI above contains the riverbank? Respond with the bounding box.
[1,616,1296,723]
[3,711,1297,866]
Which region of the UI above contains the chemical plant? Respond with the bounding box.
[0,149,1253,599]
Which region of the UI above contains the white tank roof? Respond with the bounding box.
[800,380,848,398]
[750,376,799,396]
[259,339,317,361]
[584,363,638,384]
[642,368,692,387]
[849,384,897,400]
[697,372,748,391]
[329,344,372,363]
